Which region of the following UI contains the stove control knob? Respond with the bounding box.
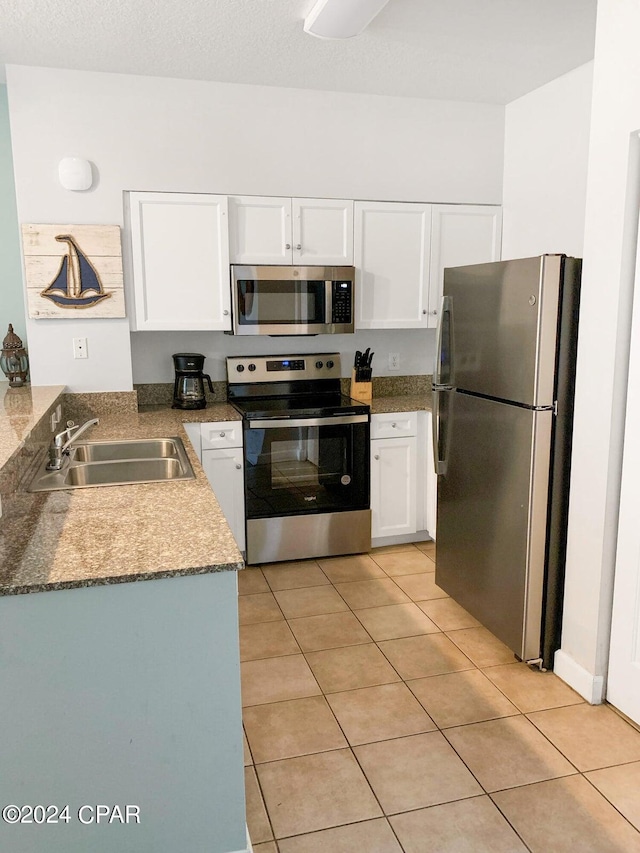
[236,364,245,372]
[248,363,256,372]
[326,360,334,369]
[315,360,324,369]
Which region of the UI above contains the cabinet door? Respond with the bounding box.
[129,192,231,331]
[355,201,431,329]
[428,205,502,329]
[292,198,354,265]
[201,448,246,551]
[228,196,292,264]
[371,436,417,538]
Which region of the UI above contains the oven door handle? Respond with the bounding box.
[248,414,369,429]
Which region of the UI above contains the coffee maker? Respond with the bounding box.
[172,353,214,410]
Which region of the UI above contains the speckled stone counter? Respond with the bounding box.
[339,374,432,414]
[369,393,432,414]
[0,396,244,596]
[0,382,65,470]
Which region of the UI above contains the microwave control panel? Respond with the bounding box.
[332,281,353,325]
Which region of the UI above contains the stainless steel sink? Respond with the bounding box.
[70,438,181,463]
[28,437,195,491]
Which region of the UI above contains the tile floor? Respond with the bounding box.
[239,542,640,852]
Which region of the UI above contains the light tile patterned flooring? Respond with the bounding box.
[239,542,640,852]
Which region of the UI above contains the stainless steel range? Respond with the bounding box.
[227,353,371,565]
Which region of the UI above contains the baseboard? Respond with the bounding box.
[371,530,432,548]
[553,649,606,704]
[224,825,252,853]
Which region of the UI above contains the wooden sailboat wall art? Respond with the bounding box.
[22,224,126,319]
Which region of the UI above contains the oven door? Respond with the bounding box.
[243,414,369,519]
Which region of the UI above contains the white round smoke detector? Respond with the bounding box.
[58,157,93,191]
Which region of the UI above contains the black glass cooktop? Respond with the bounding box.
[230,393,369,420]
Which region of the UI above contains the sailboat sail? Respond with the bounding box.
[41,235,112,308]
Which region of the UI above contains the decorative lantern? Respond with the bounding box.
[1,324,29,387]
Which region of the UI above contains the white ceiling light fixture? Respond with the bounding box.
[304,0,391,39]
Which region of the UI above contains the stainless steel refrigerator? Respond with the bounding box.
[432,255,581,668]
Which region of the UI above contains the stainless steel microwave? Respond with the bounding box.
[230,265,355,335]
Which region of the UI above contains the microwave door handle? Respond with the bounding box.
[326,281,333,327]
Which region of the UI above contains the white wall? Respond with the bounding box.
[132,328,435,383]
[554,0,640,702]
[6,65,505,391]
[0,85,27,346]
[502,63,593,260]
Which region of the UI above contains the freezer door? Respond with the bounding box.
[436,392,552,662]
[444,255,562,407]
[433,295,454,389]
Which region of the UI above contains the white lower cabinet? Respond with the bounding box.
[371,435,417,539]
[200,423,245,551]
[370,411,436,544]
[371,412,418,540]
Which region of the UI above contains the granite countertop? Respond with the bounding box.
[0,396,244,597]
[369,394,432,414]
[0,382,429,596]
[0,382,66,470]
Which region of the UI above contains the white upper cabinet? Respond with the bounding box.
[228,196,292,265]
[129,192,231,331]
[293,198,354,265]
[354,201,432,329]
[428,204,502,328]
[229,196,353,266]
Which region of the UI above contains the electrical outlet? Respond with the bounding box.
[73,337,88,359]
[388,352,400,371]
[50,403,62,433]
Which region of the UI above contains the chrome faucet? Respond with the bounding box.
[46,418,99,471]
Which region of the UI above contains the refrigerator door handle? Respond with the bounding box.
[433,295,454,389]
[432,387,449,476]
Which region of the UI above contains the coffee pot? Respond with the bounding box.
[172,353,214,410]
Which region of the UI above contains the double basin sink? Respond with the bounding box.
[28,437,195,491]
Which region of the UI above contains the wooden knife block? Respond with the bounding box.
[350,368,372,404]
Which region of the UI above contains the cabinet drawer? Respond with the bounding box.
[201,421,243,450]
[371,412,418,439]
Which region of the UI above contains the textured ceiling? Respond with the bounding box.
[0,0,596,104]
